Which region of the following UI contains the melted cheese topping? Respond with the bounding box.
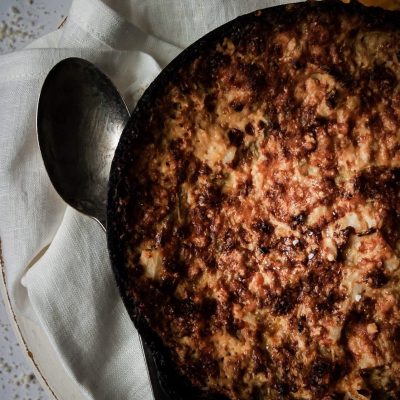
[115,2,400,399]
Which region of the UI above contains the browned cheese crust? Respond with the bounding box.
[115,2,400,399]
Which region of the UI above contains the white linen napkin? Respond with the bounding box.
[0,1,298,398]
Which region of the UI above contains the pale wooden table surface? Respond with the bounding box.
[0,0,71,54]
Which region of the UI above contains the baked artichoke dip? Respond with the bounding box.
[111,1,400,399]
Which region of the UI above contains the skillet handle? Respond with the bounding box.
[141,338,173,400]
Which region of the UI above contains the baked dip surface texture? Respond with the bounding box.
[109,2,400,399]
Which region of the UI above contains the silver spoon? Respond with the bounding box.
[37,57,169,400]
[37,57,128,229]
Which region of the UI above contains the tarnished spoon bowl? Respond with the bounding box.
[37,57,129,228]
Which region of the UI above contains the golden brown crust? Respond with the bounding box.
[352,0,400,11]
[115,2,400,399]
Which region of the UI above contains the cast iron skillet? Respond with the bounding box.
[106,2,373,399]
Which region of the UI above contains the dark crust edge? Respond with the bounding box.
[106,2,400,399]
